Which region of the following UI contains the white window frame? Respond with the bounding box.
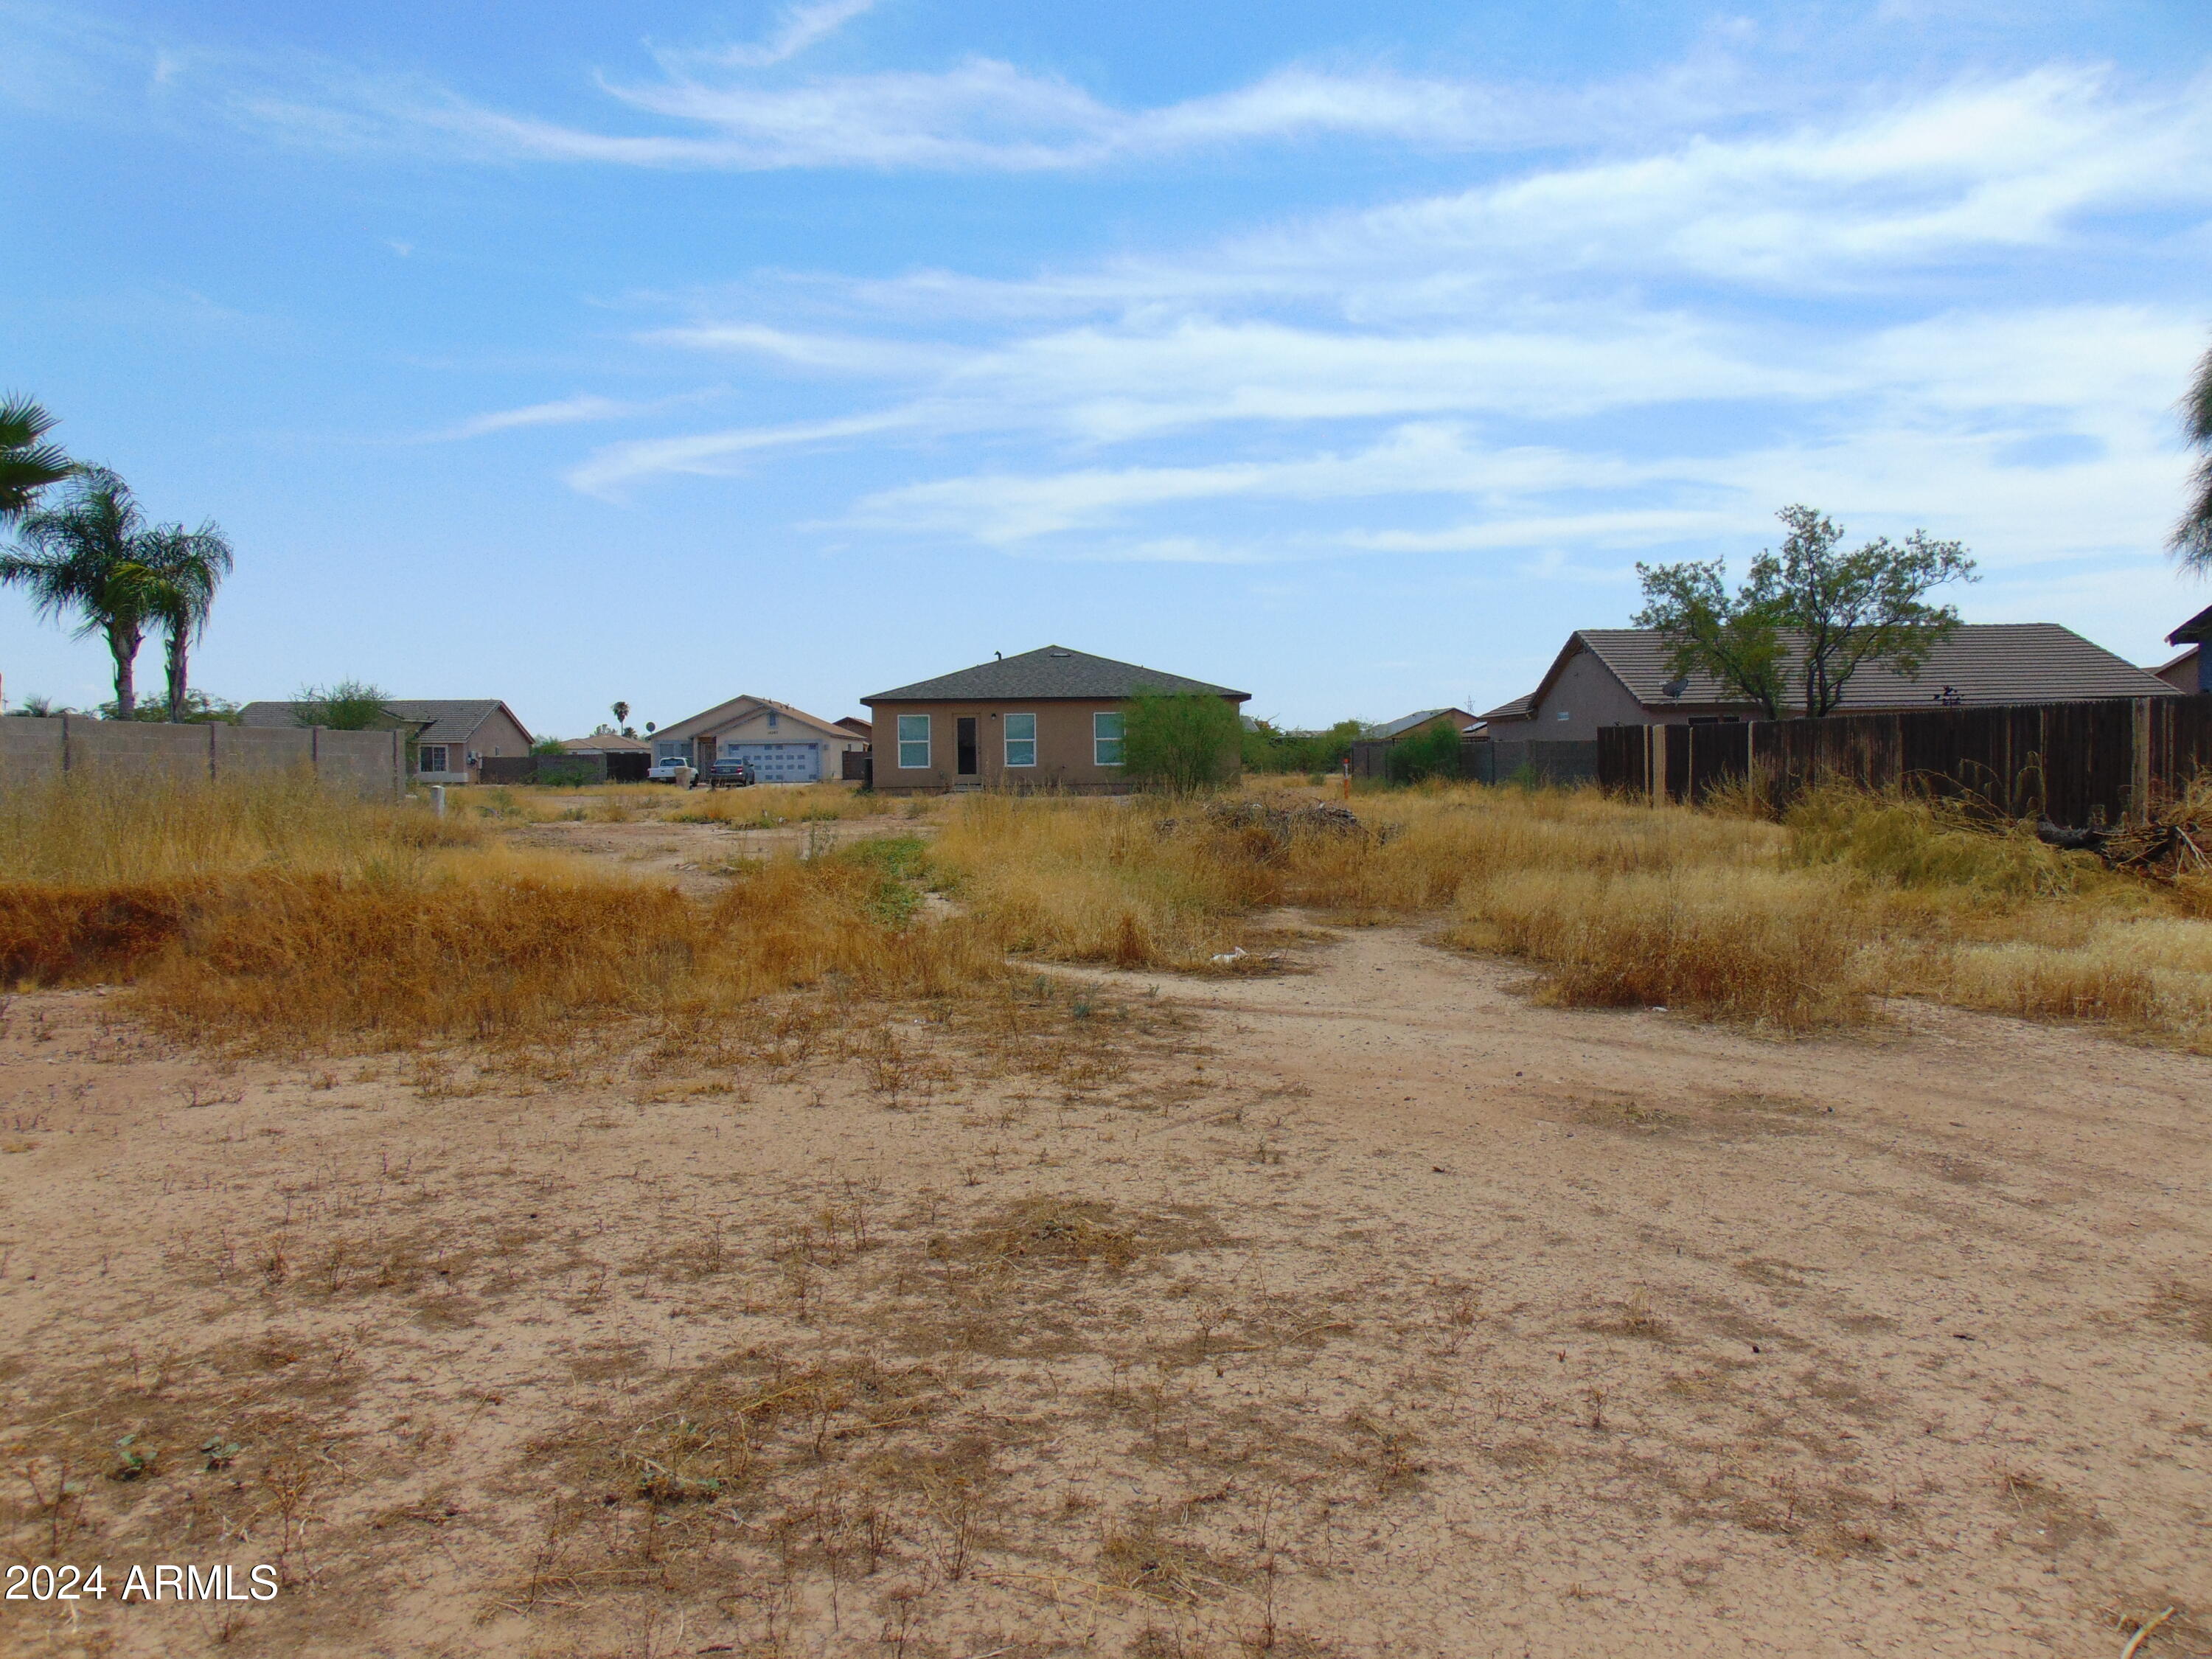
[1093,711,1124,768]
[418,744,449,773]
[1004,712,1037,768]
[897,714,931,771]
[656,740,691,765]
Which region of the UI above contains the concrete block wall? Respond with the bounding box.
[0,717,66,788]
[0,716,401,799]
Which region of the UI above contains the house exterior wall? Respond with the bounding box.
[412,707,532,784]
[2157,649,2204,695]
[1488,647,1748,740]
[646,706,867,780]
[866,698,1151,793]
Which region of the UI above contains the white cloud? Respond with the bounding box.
[428,392,702,442]
[565,408,923,497]
[684,0,877,71]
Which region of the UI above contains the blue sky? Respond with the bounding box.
[3,0,2208,734]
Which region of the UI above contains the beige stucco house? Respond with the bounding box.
[238,698,532,786]
[860,645,1249,795]
[650,696,866,783]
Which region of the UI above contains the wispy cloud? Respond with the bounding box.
[565,408,923,497]
[684,0,876,71]
[429,393,658,441]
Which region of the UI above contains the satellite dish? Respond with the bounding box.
[1660,677,1690,700]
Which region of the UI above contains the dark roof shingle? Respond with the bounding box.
[863,647,1248,704]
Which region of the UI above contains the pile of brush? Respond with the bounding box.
[2037,801,2212,882]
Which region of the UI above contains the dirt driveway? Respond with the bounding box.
[0,922,2205,1657]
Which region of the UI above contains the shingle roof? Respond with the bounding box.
[653,695,854,744]
[561,734,651,753]
[863,646,1248,704]
[1478,693,1534,722]
[237,699,526,745]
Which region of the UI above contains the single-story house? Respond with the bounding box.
[1368,707,1481,740]
[1481,625,2177,741]
[561,734,652,754]
[2157,605,2212,694]
[861,645,1250,795]
[835,716,872,742]
[648,696,867,784]
[237,698,532,785]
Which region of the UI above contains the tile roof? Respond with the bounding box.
[561,734,651,752]
[1571,625,2174,709]
[1369,708,1478,739]
[1478,693,1534,722]
[237,699,527,745]
[863,646,1249,704]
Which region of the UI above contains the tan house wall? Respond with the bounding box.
[1488,647,1747,741]
[868,698,1147,793]
[415,708,533,785]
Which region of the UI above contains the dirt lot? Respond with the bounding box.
[1,902,2208,1656]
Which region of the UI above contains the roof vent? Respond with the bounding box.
[1046,650,1072,658]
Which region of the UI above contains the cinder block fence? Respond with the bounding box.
[0,715,405,799]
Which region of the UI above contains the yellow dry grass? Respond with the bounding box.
[5,769,2210,1048]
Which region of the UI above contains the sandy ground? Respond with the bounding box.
[1,914,2208,1658]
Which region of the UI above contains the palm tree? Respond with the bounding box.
[1,467,159,717]
[2178,341,2212,571]
[0,395,74,526]
[611,699,631,735]
[139,521,234,723]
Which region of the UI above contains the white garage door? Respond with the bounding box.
[723,742,822,782]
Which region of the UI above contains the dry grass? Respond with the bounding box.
[930,781,2212,1040]
[7,769,2212,1048]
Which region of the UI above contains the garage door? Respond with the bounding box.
[723,742,822,782]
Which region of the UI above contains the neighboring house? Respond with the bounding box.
[561,734,652,754]
[861,645,1250,795]
[237,699,533,785]
[835,716,873,742]
[1482,625,2177,742]
[2158,605,2212,694]
[648,695,866,784]
[1368,707,1480,740]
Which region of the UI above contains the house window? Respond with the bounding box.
[1093,712,1124,767]
[897,714,931,770]
[1004,712,1037,768]
[1556,710,1571,721]
[767,710,779,731]
[418,745,449,773]
[656,740,690,765]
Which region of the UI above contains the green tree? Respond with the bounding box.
[0,395,75,525]
[1635,504,1975,720]
[1241,717,1365,776]
[138,521,234,723]
[1121,689,1243,794]
[1386,717,1464,783]
[611,699,633,737]
[1,467,159,717]
[293,681,394,730]
[2176,339,2212,571]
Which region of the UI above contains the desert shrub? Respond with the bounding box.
[1121,691,1243,794]
[1385,720,1464,784]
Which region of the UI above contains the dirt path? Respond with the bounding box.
[0,924,2205,1657]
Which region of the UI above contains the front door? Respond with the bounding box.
[956,717,979,778]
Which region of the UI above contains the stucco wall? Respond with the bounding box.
[1489,643,1749,740]
[866,699,1148,793]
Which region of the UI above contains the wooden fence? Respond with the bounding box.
[1596,698,2212,824]
[1349,737,1599,785]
